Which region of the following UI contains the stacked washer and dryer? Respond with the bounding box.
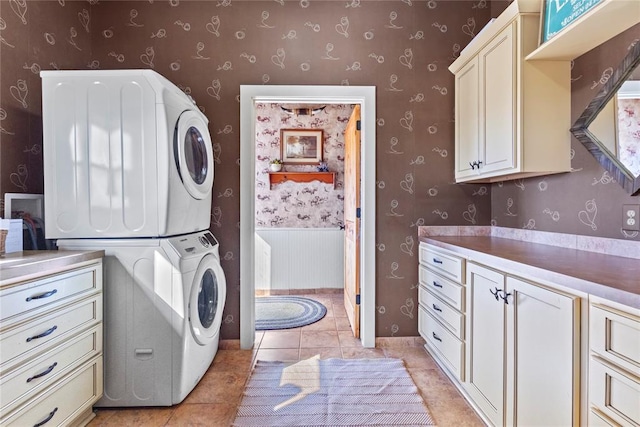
[40,70,226,407]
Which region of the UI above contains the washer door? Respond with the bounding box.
[174,110,214,200]
[189,254,227,345]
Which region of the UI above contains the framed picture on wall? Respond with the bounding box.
[280,129,323,164]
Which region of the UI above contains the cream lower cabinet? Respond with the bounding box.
[0,259,103,426]
[465,262,580,426]
[588,297,640,426]
[418,244,466,381]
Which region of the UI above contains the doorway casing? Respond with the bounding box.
[240,85,376,348]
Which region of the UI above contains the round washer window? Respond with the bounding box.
[198,269,218,329]
[184,126,208,185]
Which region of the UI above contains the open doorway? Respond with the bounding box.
[253,102,350,297]
[239,85,376,349]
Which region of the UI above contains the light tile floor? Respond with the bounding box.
[89,293,483,426]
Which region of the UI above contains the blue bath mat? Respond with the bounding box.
[255,296,327,330]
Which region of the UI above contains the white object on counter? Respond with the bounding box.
[0,219,23,253]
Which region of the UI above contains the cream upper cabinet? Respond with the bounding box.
[449,0,571,183]
[480,24,516,177]
[454,56,480,178]
[464,262,579,427]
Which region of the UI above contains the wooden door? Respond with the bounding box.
[344,104,361,338]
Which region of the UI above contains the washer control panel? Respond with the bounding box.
[168,231,218,257]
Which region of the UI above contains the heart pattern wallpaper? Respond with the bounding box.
[0,0,637,340]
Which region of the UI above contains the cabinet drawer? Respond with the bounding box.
[419,306,464,380]
[0,326,102,413]
[419,286,464,339]
[590,408,620,427]
[0,296,102,367]
[1,356,102,426]
[419,265,464,311]
[0,265,100,323]
[590,357,640,426]
[590,305,640,377]
[419,244,464,283]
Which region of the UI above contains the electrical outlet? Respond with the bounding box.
[622,205,640,231]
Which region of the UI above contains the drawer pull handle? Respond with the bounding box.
[27,362,58,383]
[33,407,58,427]
[432,281,443,288]
[26,325,57,343]
[26,289,58,302]
[432,332,442,342]
[432,304,442,312]
[432,258,443,264]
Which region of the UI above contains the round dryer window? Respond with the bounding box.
[189,254,226,345]
[174,110,214,200]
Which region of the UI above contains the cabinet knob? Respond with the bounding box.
[469,160,483,170]
[501,292,512,305]
[432,304,442,312]
[489,287,503,301]
[432,332,442,342]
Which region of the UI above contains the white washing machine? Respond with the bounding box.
[58,231,227,406]
[41,69,214,239]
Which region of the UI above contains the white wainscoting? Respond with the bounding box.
[255,228,345,291]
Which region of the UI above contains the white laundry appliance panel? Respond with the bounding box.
[58,231,226,407]
[41,69,214,239]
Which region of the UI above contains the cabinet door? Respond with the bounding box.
[479,22,516,176]
[506,277,579,427]
[465,263,506,427]
[454,56,480,180]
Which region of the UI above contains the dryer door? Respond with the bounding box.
[189,254,227,345]
[174,110,214,200]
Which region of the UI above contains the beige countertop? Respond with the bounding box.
[0,250,104,287]
[420,236,640,309]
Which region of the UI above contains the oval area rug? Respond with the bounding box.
[255,296,327,330]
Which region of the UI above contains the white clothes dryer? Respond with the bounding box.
[58,231,226,406]
[41,69,214,239]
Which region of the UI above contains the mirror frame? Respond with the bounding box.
[571,41,640,196]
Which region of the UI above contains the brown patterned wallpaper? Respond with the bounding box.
[0,0,493,340]
[7,2,635,340]
[491,23,640,241]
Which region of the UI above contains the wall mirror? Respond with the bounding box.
[571,41,640,196]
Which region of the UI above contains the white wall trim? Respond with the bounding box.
[240,85,377,348]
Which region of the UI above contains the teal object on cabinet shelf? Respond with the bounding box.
[542,0,603,43]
